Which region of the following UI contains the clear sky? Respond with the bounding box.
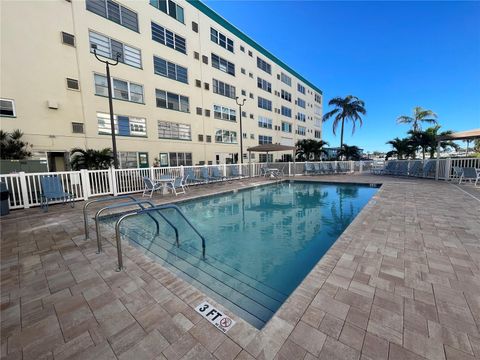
[203,0,480,152]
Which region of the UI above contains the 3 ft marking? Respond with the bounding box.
[195,301,236,333]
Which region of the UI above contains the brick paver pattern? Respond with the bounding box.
[1,175,479,360]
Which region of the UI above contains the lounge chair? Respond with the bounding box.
[211,167,226,181]
[313,163,322,174]
[142,177,162,198]
[40,175,74,211]
[228,165,242,179]
[408,162,422,177]
[450,166,463,182]
[200,167,212,182]
[379,161,395,175]
[459,167,480,186]
[325,162,335,174]
[166,177,186,196]
[422,161,435,178]
[304,163,315,175]
[184,168,202,185]
[394,162,409,176]
[337,162,350,174]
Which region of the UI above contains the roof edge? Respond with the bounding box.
[186,0,323,95]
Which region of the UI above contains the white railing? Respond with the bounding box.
[1,158,477,210]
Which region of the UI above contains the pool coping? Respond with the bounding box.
[97,177,386,352]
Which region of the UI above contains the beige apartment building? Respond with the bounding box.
[0,0,323,170]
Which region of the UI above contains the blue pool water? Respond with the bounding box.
[114,181,377,328]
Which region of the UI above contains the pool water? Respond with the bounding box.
[114,181,377,328]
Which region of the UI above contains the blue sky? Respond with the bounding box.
[204,0,480,152]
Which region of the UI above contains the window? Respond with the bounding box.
[192,21,198,32]
[314,105,322,116]
[204,83,210,90]
[210,27,234,52]
[250,134,255,139]
[259,154,273,162]
[241,90,246,96]
[241,68,246,75]
[281,121,292,133]
[205,109,210,117]
[196,107,202,115]
[206,135,212,143]
[66,78,79,90]
[281,106,292,118]
[151,22,186,54]
[249,72,253,78]
[212,79,235,98]
[297,112,306,122]
[215,129,237,144]
[281,90,292,102]
[118,152,139,169]
[258,116,272,129]
[194,52,200,60]
[167,152,192,166]
[257,77,271,93]
[153,56,188,83]
[297,126,306,136]
[72,122,84,134]
[0,99,15,117]
[298,83,306,94]
[248,50,253,57]
[213,105,236,121]
[149,0,184,23]
[97,112,146,137]
[314,130,321,139]
[61,32,75,46]
[280,72,291,86]
[94,74,144,103]
[257,97,272,111]
[89,31,142,68]
[240,45,245,52]
[258,135,272,145]
[86,0,139,31]
[158,120,191,140]
[198,134,204,142]
[315,93,322,104]
[211,54,235,76]
[155,89,189,113]
[314,116,322,128]
[297,98,306,108]
[195,80,201,87]
[257,57,271,74]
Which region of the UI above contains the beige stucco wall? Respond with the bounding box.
[0,0,322,168]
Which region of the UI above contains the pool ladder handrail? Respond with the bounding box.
[83,195,140,240]
[115,204,206,271]
[94,200,179,254]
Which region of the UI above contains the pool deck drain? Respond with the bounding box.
[1,175,480,359]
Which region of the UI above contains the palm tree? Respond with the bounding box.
[0,129,32,160]
[385,137,415,160]
[295,139,329,161]
[397,106,437,133]
[424,126,459,159]
[337,144,362,160]
[70,148,113,170]
[322,95,366,152]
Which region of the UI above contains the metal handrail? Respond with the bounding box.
[83,195,138,239]
[114,204,206,271]
[94,200,179,254]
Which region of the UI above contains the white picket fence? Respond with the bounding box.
[1,158,478,210]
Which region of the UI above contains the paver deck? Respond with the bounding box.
[1,175,479,360]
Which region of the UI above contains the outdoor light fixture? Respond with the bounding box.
[236,97,246,164]
[91,44,121,169]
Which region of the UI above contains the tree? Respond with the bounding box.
[322,95,366,152]
[385,137,415,160]
[337,144,362,161]
[397,106,437,133]
[0,129,32,160]
[475,139,480,153]
[424,126,459,159]
[295,139,329,161]
[70,148,113,170]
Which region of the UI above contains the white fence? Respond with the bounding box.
[1,158,478,210]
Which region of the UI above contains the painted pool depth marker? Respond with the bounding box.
[195,301,236,333]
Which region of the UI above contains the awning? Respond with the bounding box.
[246,144,296,152]
[436,129,480,141]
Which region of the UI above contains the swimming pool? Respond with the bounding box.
[115,181,377,328]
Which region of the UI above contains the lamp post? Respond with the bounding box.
[91,44,121,168]
[235,97,246,164]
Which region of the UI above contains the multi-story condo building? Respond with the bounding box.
[0,0,323,170]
